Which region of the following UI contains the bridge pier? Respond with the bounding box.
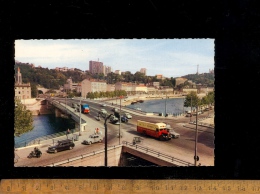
[55,108,62,117]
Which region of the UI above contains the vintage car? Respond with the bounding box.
[82,134,103,145]
[47,139,75,153]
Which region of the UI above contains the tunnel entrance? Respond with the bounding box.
[119,152,159,167]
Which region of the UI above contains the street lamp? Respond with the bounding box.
[164,93,167,117]
[190,96,192,122]
[119,96,123,145]
[194,105,199,166]
[104,113,113,167]
[65,96,67,114]
[79,98,82,136]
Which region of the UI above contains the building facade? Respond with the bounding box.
[114,70,121,75]
[81,79,107,97]
[140,68,147,75]
[115,82,148,94]
[89,60,104,74]
[14,67,31,99]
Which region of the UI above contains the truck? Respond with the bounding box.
[137,120,172,140]
[81,104,90,114]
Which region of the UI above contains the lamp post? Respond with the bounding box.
[190,96,192,122]
[119,96,123,145]
[104,114,113,167]
[79,98,82,136]
[164,93,167,117]
[183,97,184,116]
[65,96,67,114]
[194,105,199,166]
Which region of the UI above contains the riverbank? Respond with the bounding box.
[105,94,186,106]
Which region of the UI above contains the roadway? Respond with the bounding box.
[15,97,214,166]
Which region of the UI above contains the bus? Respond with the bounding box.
[137,120,171,140]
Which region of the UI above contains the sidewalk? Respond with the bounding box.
[14,111,107,164]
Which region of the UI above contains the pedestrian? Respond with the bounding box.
[96,128,99,134]
[66,128,70,139]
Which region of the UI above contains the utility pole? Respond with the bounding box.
[190,96,192,122]
[165,93,167,116]
[119,96,122,144]
[194,105,199,166]
[183,97,184,116]
[104,114,113,167]
[65,96,67,114]
[79,98,82,136]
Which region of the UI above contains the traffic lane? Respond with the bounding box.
[121,125,214,165]
[15,139,113,167]
[121,118,214,157]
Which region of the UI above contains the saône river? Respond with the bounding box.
[15,98,189,148]
[126,97,190,115]
[15,114,75,148]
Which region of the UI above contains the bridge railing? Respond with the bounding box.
[15,128,79,148]
[52,100,87,124]
[122,141,194,166]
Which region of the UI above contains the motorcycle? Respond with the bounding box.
[27,147,42,158]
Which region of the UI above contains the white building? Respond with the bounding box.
[81,79,107,98]
[115,82,147,94]
[114,70,121,75]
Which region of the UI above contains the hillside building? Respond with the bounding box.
[81,79,107,98]
[89,60,104,75]
[140,68,147,75]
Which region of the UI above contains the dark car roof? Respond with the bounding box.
[58,139,73,143]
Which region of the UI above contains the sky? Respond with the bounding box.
[15,39,214,78]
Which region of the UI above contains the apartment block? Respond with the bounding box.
[81,79,107,97]
[89,61,104,74]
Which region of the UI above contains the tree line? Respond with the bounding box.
[15,62,214,98]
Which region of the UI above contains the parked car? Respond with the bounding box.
[101,103,107,107]
[47,139,75,153]
[82,134,103,145]
[123,113,132,119]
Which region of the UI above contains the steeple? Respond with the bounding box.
[15,67,22,84]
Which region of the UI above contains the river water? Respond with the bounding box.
[126,97,190,115]
[14,114,75,148]
[15,98,189,148]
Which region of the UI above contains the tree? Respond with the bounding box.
[31,83,38,97]
[15,98,34,136]
[184,91,200,110]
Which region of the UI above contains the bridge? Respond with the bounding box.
[46,141,194,167]
[48,100,88,132]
